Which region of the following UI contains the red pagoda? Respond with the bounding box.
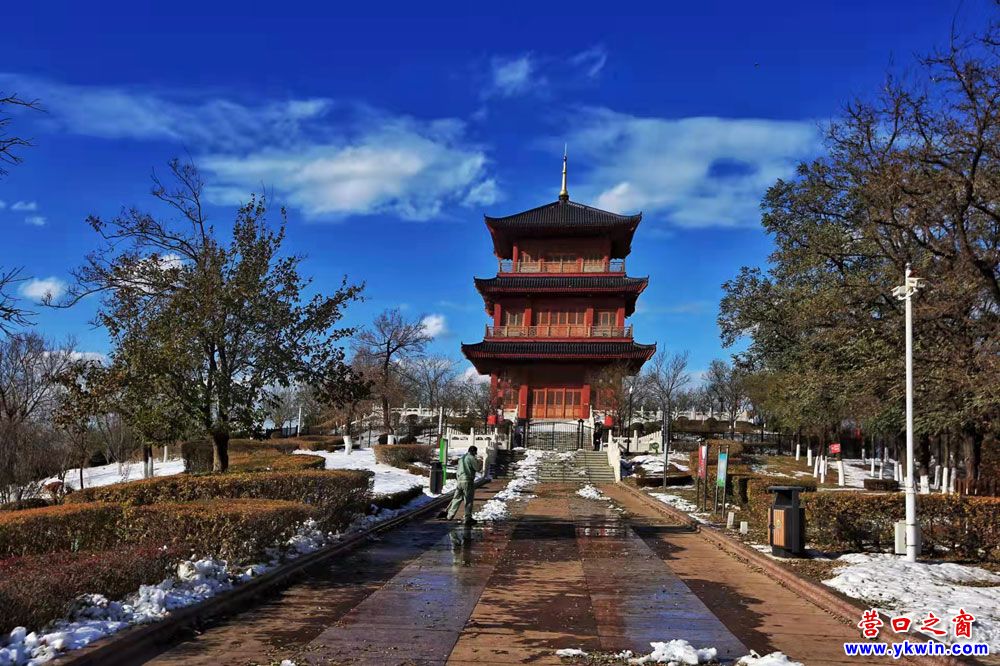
[462,155,655,427]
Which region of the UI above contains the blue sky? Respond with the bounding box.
[1,0,992,382]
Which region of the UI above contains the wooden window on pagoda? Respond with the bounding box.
[582,253,605,272]
[502,309,525,335]
[595,309,617,336]
[535,309,586,337]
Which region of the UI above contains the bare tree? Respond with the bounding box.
[705,358,750,438]
[0,333,77,503]
[352,308,431,434]
[0,268,33,335]
[645,350,691,447]
[404,355,459,409]
[1,93,42,177]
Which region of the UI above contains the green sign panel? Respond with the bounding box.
[716,451,729,489]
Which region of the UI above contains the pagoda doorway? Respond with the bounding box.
[529,387,583,419]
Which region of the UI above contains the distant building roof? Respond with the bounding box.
[484,199,642,258]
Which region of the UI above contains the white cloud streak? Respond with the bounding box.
[24,215,46,227]
[0,74,496,222]
[20,277,67,302]
[11,201,37,211]
[488,55,538,97]
[566,108,820,228]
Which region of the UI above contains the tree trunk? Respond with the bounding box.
[961,424,981,482]
[79,462,85,491]
[918,433,931,477]
[143,444,154,478]
[212,430,230,473]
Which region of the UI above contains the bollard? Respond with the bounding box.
[920,474,929,495]
[870,457,876,478]
[838,460,845,487]
[726,512,735,529]
[739,521,749,535]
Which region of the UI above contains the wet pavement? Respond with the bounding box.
[141,482,755,665]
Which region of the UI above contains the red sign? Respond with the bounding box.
[829,443,841,454]
[697,444,708,479]
[486,414,497,426]
[603,415,614,427]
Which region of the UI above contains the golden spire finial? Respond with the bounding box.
[559,145,569,201]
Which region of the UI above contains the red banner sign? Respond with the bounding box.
[829,442,841,454]
[698,444,708,479]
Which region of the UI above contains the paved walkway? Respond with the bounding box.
[142,482,878,665]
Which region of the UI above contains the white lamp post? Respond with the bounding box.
[892,263,924,563]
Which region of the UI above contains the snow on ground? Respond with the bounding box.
[647,492,712,525]
[553,641,800,665]
[0,489,440,666]
[631,452,689,475]
[44,459,186,492]
[823,553,1000,651]
[576,484,610,501]
[293,448,453,497]
[473,450,543,522]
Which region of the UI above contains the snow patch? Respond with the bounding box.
[823,552,1000,650]
[628,640,717,664]
[736,651,803,665]
[473,450,545,522]
[556,647,589,657]
[576,485,609,501]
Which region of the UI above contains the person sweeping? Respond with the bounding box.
[446,445,483,523]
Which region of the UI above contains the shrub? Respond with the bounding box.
[0,499,317,562]
[67,469,373,530]
[405,463,431,477]
[297,436,345,451]
[372,485,425,511]
[744,476,818,529]
[0,498,50,512]
[374,444,433,469]
[228,452,325,473]
[181,439,215,473]
[863,478,900,492]
[0,545,182,634]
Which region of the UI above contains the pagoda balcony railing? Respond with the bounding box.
[498,258,625,274]
[486,325,633,339]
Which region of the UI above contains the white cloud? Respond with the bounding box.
[0,74,496,222]
[420,313,447,338]
[460,365,488,384]
[570,46,608,78]
[566,108,820,228]
[24,215,46,227]
[20,277,67,302]
[11,200,37,211]
[0,200,5,210]
[487,55,538,98]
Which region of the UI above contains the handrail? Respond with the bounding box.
[486,324,631,339]
[498,258,625,274]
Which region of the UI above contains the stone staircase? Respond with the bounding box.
[535,450,615,485]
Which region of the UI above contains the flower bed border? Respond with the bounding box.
[51,479,487,666]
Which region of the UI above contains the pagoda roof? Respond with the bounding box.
[485,199,642,258]
[461,340,655,374]
[474,275,649,315]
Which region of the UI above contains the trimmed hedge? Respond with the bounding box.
[182,437,339,472]
[0,498,50,512]
[374,444,433,469]
[863,478,900,492]
[373,485,426,511]
[0,545,183,634]
[742,475,1000,561]
[228,452,325,473]
[66,469,373,530]
[0,499,317,563]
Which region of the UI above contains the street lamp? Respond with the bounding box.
[892,263,924,563]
